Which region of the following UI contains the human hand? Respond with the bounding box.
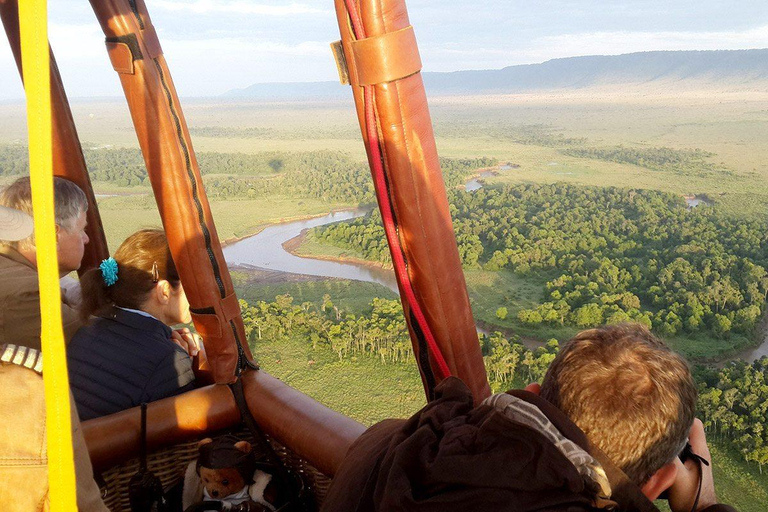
[667,419,718,512]
[171,327,201,357]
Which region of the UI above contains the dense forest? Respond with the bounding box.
[563,145,731,178]
[698,359,768,472]
[0,145,494,205]
[241,292,768,471]
[315,183,768,339]
[239,293,556,387]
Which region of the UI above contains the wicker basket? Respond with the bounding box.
[99,428,331,511]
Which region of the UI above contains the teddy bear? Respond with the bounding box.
[182,436,278,512]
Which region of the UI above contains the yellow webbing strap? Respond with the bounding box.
[19,0,77,509]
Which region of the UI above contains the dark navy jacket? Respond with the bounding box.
[67,307,196,421]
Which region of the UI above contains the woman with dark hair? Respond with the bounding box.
[67,229,199,420]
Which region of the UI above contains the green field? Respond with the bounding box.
[4,89,768,507]
[95,192,355,252]
[231,270,397,317]
[249,334,425,425]
[4,89,768,219]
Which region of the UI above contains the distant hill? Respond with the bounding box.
[224,49,768,99]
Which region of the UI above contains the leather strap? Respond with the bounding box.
[330,40,350,85]
[104,26,161,74]
[221,293,242,322]
[683,445,710,512]
[230,376,292,509]
[350,25,422,85]
[106,41,134,74]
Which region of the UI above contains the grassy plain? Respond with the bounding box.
[5,89,758,356]
[4,88,768,218]
[3,89,765,505]
[95,192,355,252]
[231,269,397,316]
[249,334,425,425]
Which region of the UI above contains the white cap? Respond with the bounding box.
[0,205,33,241]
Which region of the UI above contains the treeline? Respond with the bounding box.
[240,294,415,364]
[315,183,768,339]
[563,145,731,177]
[697,359,768,471]
[239,293,550,389]
[201,151,377,203]
[188,125,361,140]
[432,123,587,147]
[0,144,30,176]
[188,126,275,139]
[0,144,493,206]
[241,292,768,472]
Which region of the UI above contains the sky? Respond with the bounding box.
[1,0,768,99]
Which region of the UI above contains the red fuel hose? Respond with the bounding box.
[343,0,451,381]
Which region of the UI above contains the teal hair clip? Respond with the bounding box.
[99,257,119,287]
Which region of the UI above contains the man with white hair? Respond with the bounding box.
[0,176,89,349]
[0,202,108,510]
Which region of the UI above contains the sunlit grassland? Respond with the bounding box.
[249,334,425,426]
[706,440,768,512]
[231,271,396,316]
[2,90,760,217]
[96,193,354,252]
[292,231,373,264]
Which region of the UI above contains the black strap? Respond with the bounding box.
[229,376,293,509]
[681,444,710,512]
[409,310,437,401]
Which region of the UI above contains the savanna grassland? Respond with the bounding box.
[2,88,768,508]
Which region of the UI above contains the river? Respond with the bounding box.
[464,169,498,192]
[222,179,767,363]
[222,209,399,294]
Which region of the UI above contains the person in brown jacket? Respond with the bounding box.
[0,203,107,511]
[0,177,89,349]
[321,324,735,512]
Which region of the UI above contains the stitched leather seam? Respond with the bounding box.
[152,57,247,369]
[152,58,226,299]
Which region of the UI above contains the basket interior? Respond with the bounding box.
[98,428,331,511]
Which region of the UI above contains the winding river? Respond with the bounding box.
[222,175,767,363]
[223,209,398,293]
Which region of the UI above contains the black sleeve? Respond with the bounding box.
[141,348,195,403]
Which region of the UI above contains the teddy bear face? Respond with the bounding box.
[199,466,246,499]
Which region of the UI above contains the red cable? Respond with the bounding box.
[343,0,451,380]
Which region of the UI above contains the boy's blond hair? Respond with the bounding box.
[540,323,696,485]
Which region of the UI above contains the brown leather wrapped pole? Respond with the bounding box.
[334,0,491,403]
[89,0,251,382]
[0,0,109,273]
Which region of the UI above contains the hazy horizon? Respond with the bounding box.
[1,0,768,100]
[0,47,765,103]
